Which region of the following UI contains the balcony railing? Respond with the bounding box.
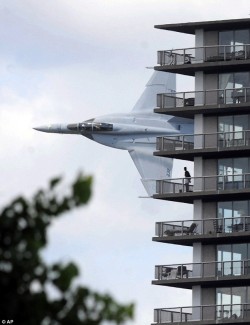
[156,87,250,109]
[157,44,250,66]
[155,216,250,238]
[156,130,250,152]
[154,173,250,195]
[154,303,250,323]
[155,259,250,281]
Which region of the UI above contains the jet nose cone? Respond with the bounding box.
[33,124,61,133]
[33,125,49,132]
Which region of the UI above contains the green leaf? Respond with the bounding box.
[52,262,79,292]
[72,174,92,205]
[49,176,62,190]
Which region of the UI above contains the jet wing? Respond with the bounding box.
[129,147,173,197]
[129,71,176,196]
[132,71,176,113]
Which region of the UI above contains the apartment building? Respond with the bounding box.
[152,18,250,324]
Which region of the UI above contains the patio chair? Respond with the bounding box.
[161,267,172,279]
[176,265,189,278]
[164,222,197,236]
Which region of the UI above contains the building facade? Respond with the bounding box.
[152,18,250,324]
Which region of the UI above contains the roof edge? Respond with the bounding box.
[155,18,250,35]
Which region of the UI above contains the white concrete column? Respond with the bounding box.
[195,29,204,63]
[192,285,202,320]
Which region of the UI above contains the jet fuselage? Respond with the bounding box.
[34,112,192,151]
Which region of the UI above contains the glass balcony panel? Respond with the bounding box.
[154,216,250,239]
[155,173,250,195]
[155,260,250,281]
[157,44,250,66]
[156,87,250,110]
[153,304,250,323]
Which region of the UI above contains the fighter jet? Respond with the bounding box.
[34,71,193,196]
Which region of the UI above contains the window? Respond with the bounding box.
[219,29,250,52]
[218,201,249,233]
[218,72,250,104]
[217,244,248,276]
[219,72,250,89]
[218,115,249,146]
[218,157,250,189]
[216,286,249,318]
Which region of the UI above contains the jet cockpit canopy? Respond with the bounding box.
[67,120,113,133]
[80,122,113,132]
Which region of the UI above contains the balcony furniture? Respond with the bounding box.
[184,98,195,106]
[229,221,249,232]
[233,50,246,60]
[213,219,223,233]
[231,89,246,103]
[186,222,197,234]
[164,222,197,236]
[232,223,244,232]
[206,55,224,62]
[176,265,189,278]
[162,267,172,279]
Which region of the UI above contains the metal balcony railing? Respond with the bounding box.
[154,303,250,323]
[157,44,250,66]
[156,130,250,152]
[155,216,250,238]
[154,173,250,195]
[155,259,250,281]
[156,87,250,109]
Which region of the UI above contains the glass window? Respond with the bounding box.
[235,29,250,48]
[219,31,234,46]
[219,72,250,104]
[233,158,248,182]
[234,115,248,140]
[218,115,249,145]
[219,73,233,89]
[218,158,233,180]
[217,201,250,233]
[218,201,232,232]
[233,244,247,275]
[234,72,250,88]
[219,29,250,51]
[233,201,248,219]
[217,244,232,275]
[218,116,233,133]
[219,72,250,89]
[216,287,249,318]
[217,244,249,276]
[218,157,250,189]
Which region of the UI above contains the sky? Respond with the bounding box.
[1,0,250,324]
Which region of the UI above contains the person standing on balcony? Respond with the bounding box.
[184,167,191,192]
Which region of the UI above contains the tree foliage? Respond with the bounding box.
[0,174,134,324]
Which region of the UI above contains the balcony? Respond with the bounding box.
[155,130,250,161]
[155,87,250,118]
[153,303,250,324]
[150,173,250,203]
[155,44,250,76]
[153,260,250,289]
[153,217,250,246]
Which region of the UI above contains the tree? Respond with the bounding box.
[0,174,134,324]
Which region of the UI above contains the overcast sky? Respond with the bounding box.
[1,1,250,324]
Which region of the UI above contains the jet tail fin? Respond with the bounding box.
[132,71,176,114]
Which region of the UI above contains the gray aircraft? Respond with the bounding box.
[34,71,193,196]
